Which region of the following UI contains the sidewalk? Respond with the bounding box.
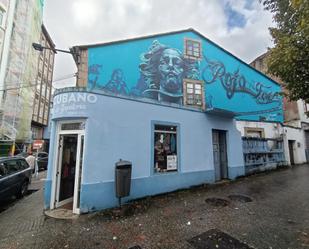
[0,166,309,249]
[0,171,46,241]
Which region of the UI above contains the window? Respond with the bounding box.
[44,104,49,121]
[154,124,178,173]
[184,38,202,59]
[0,163,7,178]
[0,7,5,28]
[33,100,39,118]
[39,106,44,119]
[303,101,309,113]
[183,80,205,108]
[46,87,50,101]
[244,127,265,138]
[19,160,29,170]
[41,83,46,97]
[61,122,85,131]
[4,160,21,175]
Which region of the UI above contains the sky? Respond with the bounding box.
[43,0,275,88]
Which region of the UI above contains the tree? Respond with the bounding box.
[262,0,309,107]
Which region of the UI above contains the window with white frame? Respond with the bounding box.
[183,80,204,108]
[154,124,178,173]
[184,38,202,59]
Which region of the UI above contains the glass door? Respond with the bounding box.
[53,121,85,213]
[57,134,78,207]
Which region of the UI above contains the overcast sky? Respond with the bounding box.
[43,0,275,88]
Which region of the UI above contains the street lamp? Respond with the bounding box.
[32,42,76,55]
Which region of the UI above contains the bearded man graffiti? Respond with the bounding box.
[136,40,199,104]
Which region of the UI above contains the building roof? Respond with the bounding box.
[42,24,56,49]
[250,51,269,65]
[70,28,281,87]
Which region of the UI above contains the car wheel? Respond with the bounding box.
[16,181,29,199]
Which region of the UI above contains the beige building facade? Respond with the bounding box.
[0,0,54,155]
[31,24,55,144]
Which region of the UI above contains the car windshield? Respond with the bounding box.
[16,152,29,158]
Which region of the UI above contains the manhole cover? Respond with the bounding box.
[205,197,230,207]
[228,194,252,203]
[188,229,253,249]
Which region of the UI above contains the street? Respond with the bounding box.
[0,165,309,249]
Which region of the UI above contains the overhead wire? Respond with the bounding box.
[0,73,77,92]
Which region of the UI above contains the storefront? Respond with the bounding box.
[44,89,245,213]
[44,29,282,214]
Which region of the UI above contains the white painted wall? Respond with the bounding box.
[282,126,307,164]
[236,120,283,139]
[236,120,307,165]
[297,100,309,124]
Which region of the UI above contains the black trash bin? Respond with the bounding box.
[115,160,132,204]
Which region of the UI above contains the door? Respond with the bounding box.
[288,140,295,165]
[3,159,23,196]
[56,134,78,208]
[305,131,309,162]
[212,130,228,181]
[0,162,12,199]
[52,121,85,214]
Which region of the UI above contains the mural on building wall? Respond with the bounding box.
[88,40,200,104]
[202,56,280,105]
[88,64,102,90]
[87,34,282,121]
[105,69,130,95]
[133,40,199,104]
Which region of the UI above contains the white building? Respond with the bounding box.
[236,52,309,169]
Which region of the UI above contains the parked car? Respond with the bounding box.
[16,152,29,158]
[0,157,32,200]
[34,152,48,171]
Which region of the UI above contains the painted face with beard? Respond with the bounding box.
[158,48,184,94]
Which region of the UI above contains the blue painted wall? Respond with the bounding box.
[87,30,283,122]
[45,90,244,212]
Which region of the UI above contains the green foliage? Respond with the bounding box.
[262,0,309,105]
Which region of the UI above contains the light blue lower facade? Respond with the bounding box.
[45,89,245,213]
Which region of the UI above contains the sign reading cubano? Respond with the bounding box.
[53,92,97,116]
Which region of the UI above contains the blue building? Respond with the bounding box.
[44,29,282,214]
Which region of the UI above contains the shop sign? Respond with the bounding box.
[54,92,97,105]
[33,140,44,150]
[53,92,98,115]
[167,155,177,171]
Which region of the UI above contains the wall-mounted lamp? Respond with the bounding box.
[32,42,76,55]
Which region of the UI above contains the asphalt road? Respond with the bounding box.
[0,165,308,249]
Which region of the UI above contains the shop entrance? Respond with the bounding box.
[57,134,77,208]
[212,130,228,181]
[52,121,85,214]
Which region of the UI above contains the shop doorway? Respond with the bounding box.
[57,134,77,208]
[52,121,85,214]
[212,130,228,181]
[288,140,295,165]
